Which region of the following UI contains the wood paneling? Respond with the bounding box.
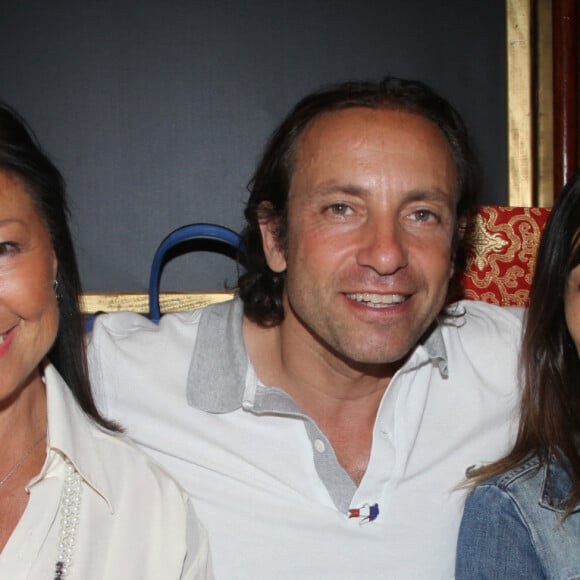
[552,0,578,195]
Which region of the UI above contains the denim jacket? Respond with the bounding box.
[456,455,580,579]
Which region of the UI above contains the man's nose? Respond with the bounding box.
[355,217,408,275]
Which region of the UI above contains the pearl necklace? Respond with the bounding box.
[54,459,83,579]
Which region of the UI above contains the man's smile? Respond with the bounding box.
[345,292,408,308]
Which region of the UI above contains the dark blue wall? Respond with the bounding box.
[1,1,507,292]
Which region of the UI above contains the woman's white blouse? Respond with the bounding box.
[0,364,213,579]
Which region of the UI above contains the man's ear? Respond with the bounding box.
[258,203,287,273]
[449,215,469,280]
[456,215,468,242]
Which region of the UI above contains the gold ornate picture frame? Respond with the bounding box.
[507,0,554,207]
[507,0,576,208]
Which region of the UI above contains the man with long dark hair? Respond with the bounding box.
[89,77,522,579]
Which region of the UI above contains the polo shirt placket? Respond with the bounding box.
[187,298,451,518]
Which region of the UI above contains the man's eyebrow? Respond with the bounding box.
[310,182,368,197]
[0,218,23,227]
[300,179,456,208]
[403,189,454,203]
[311,184,454,203]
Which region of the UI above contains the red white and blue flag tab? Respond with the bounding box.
[348,503,379,524]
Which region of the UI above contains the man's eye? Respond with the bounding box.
[327,203,353,216]
[0,242,19,255]
[409,209,438,223]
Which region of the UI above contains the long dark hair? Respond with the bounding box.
[238,76,481,326]
[472,170,580,515]
[0,102,118,431]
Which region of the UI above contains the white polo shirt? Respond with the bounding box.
[88,298,522,580]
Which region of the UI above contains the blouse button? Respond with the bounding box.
[314,439,326,453]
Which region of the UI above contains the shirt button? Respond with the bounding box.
[314,439,325,453]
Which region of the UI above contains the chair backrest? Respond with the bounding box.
[462,206,551,306]
[148,223,242,323]
[81,205,551,318]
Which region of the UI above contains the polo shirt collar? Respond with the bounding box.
[187,297,248,412]
[34,364,114,513]
[187,297,449,413]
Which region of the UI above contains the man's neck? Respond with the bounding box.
[243,315,400,485]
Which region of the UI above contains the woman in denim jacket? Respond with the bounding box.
[456,171,580,579]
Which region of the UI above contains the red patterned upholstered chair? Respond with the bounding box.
[461,206,551,307]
